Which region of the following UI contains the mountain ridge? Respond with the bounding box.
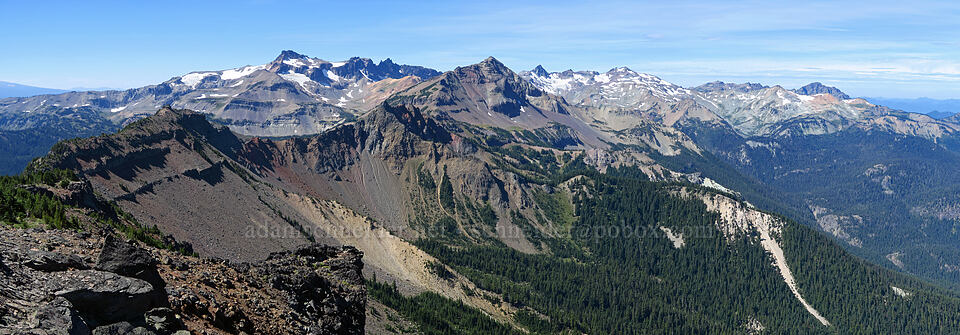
[0,51,444,174]
[26,104,960,333]
[8,53,960,313]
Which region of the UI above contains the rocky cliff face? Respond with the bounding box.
[391,57,610,148]
[35,105,534,323]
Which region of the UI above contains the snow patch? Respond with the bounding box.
[280,72,313,89]
[528,72,576,94]
[745,140,773,149]
[326,70,342,82]
[282,58,307,67]
[221,65,265,80]
[110,106,127,113]
[180,72,217,88]
[595,73,611,83]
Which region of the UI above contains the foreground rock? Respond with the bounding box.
[0,227,365,334]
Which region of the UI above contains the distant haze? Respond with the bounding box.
[864,97,960,118]
[0,81,67,98]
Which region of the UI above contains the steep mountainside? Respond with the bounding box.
[12,56,960,333]
[31,99,960,333]
[0,51,440,174]
[704,126,960,286]
[522,68,960,289]
[37,105,530,325]
[683,83,960,286]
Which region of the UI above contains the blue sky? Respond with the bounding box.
[2,0,959,98]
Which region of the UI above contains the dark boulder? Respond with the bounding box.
[50,270,164,328]
[95,235,165,290]
[29,296,91,335]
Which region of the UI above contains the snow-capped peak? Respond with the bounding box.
[520,65,692,108]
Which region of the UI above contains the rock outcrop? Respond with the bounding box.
[0,226,365,334]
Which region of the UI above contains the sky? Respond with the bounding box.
[2,0,959,98]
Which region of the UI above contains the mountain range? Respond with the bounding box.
[520,64,960,283]
[0,81,69,98]
[5,51,960,333]
[863,97,960,119]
